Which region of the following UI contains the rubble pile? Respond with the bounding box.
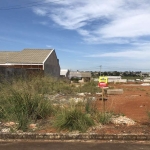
[110,116,136,126]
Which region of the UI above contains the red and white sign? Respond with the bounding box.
[98,82,108,88]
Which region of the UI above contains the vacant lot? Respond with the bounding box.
[1,78,150,134]
[93,83,150,134]
[101,83,150,122]
[37,82,150,134]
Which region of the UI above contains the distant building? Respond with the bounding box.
[69,71,91,82]
[141,72,150,77]
[143,77,150,82]
[106,76,121,82]
[60,69,70,78]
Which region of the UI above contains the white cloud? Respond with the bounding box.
[33,0,124,29]
[57,48,84,54]
[85,42,150,59]
[32,0,150,44]
[33,7,47,16]
[98,13,150,38]
[88,50,148,58]
[51,14,87,29]
[46,45,52,48]
[77,29,90,37]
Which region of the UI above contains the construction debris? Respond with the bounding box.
[110,116,136,126]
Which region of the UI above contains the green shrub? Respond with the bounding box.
[85,98,97,114]
[53,107,94,132]
[0,75,115,132]
[71,77,79,83]
[0,90,53,131]
[76,81,100,94]
[95,112,112,125]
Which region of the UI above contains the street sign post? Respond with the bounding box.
[98,76,108,88]
[98,76,108,113]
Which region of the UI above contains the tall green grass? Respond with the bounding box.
[53,106,95,132]
[85,99,112,125]
[53,100,112,132]
[0,76,113,132]
[75,81,101,93]
[0,90,54,131]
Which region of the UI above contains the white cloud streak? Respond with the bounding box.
[32,0,150,42]
[85,42,150,59]
[32,0,150,61]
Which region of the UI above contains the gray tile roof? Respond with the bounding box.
[0,49,53,64]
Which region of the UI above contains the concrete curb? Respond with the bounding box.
[0,133,150,141]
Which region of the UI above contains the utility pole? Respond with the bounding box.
[99,65,102,76]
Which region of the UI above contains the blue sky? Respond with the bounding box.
[0,0,150,72]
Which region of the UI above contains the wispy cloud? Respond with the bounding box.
[46,45,52,48]
[85,42,150,59]
[32,0,150,70]
[33,7,47,16]
[32,0,150,45]
[57,48,85,55]
[86,50,149,58]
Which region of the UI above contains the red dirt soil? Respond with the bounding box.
[98,83,150,123]
[37,83,150,134]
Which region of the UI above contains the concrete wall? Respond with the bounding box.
[109,79,127,83]
[44,50,60,78]
[143,80,150,82]
[0,67,27,81]
[93,78,127,83]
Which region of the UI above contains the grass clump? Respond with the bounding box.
[76,81,100,94]
[0,75,115,132]
[0,90,53,131]
[53,106,95,132]
[95,112,112,125]
[84,99,112,125]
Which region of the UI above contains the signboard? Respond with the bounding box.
[99,76,108,83]
[98,76,108,88]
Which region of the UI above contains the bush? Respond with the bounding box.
[71,77,79,83]
[76,81,100,94]
[0,75,114,132]
[53,107,95,132]
[84,99,112,125]
[0,90,54,131]
[95,112,112,125]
